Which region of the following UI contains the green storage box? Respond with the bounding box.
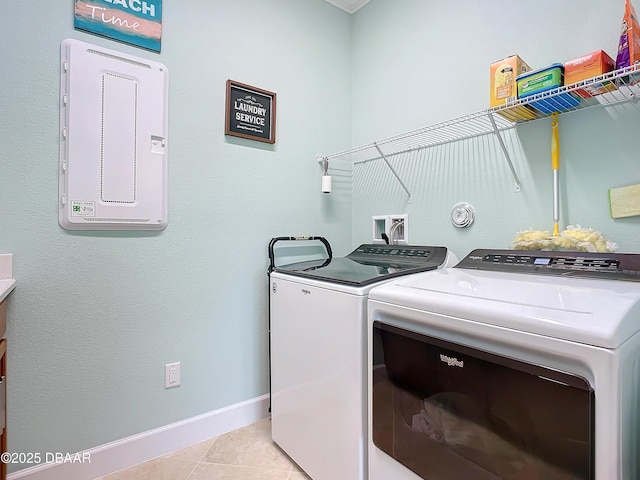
[517,63,564,97]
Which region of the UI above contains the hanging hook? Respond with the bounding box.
[316,155,332,194]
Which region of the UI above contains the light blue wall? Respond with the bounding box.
[4,0,640,474]
[0,0,353,472]
[349,0,640,260]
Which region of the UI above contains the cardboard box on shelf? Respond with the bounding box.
[490,55,532,107]
[565,50,615,84]
[565,50,617,98]
[490,55,536,122]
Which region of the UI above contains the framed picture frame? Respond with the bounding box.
[225,80,276,144]
[74,0,163,52]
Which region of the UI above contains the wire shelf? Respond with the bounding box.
[322,63,640,166]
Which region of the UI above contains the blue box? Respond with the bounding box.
[516,63,581,114]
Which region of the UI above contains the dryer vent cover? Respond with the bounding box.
[59,39,169,230]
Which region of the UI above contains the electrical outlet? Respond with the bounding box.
[165,362,181,389]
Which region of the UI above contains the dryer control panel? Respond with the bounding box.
[456,249,640,281]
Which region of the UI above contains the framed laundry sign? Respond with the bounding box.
[74,0,163,52]
[225,80,277,144]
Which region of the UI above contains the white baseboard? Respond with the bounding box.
[8,394,270,480]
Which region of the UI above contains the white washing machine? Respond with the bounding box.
[269,239,458,480]
[368,248,640,480]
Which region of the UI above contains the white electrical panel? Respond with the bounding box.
[59,39,169,230]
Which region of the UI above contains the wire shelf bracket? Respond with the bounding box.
[373,142,412,202]
[487,111,521,192]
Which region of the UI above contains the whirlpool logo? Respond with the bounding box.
[440,354,464,368]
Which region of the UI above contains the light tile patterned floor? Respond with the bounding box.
[95,418,312,480]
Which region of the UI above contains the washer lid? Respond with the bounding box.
[273,244,449,286]
[368,267,640,349]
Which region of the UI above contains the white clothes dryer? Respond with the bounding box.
[368,248,640,480]
[268,238,457,480]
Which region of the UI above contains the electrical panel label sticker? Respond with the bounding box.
[71,201,96,217]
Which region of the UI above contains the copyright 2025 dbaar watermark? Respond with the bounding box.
[1,451,91,465]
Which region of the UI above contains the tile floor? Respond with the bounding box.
[95,418,312,480]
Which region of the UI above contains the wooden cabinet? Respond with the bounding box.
[0,300,6,480]
[0,255,12,480]
[0,299,5,340]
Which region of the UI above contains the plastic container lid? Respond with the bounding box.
[516,63,564,81]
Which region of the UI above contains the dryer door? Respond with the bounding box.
[372,322,594,480]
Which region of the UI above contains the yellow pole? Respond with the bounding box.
[551,112,560,236]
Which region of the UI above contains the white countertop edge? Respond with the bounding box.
[0,279,16,303]
[0,254,12,280]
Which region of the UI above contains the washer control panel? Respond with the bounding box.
[350,244,449,267]
[355,246,432,258]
